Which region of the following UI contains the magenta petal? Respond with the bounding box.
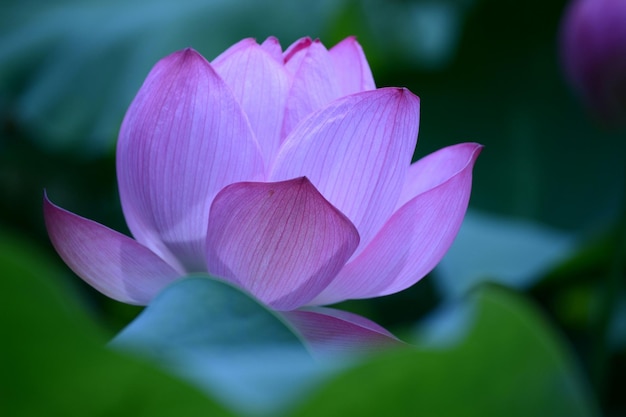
[282,307,402,357]
[282,39,343,138]
[205,178,359,311]
[213,39,290,165]
[117,48,264,273]
[312,143,482,305]
[283,37,313,63]
[271,88,420,254]
[44,194,179,305]
[329,36,376,95]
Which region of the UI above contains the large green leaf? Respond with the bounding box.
[0,232,235,417]
[291,286,600,417]
[0,0,341,154]
[111,275,328,417]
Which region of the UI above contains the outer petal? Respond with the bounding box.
[117,48,264,273]
[271,88,420,254]
[329,36,376,95]
[205,177,359,311]
[212,38,290,165]
[282,307,402,358]
[44,194,180,305]
[312,143,482,305]
[281,38,343,139]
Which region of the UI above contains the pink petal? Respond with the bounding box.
[260,36,284,63]
[282,307,402,357]
[117,48,265,273]
[312,143,482,305]
[283,37,313,63]
[271,88,420,254]
[213,39,290,165]
[44,194,180,305]
[205,177,359,311]
[281,39,343,139]
[329,36,376,95]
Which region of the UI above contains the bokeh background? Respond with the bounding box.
[1,0,624,416]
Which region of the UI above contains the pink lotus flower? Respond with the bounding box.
[45,37,481,352]
[560,0,626,126]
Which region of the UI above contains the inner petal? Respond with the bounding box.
[205,177,359,310]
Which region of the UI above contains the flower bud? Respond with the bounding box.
[560,0,626,127]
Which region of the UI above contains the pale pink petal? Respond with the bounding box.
[260,36,284,63]
[281,39,343,139]
[312,143,482,305]
[212,38,289,165]
[44,194,180,305]
[329,36,376,95]
[271,88,420,254]
[205,177,359,311]
[282,307,402,357]
[117,48,265,273]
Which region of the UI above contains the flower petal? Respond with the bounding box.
[282,37,312,65]
[312,143,482,305]
[205,177,359,311]
[43,194,180,305]
[281,38,343,138]
[282,307,402,357]
[329,36,376,95]
[271,88,420,254]
[260,36,284,63]
[213,38,290,165]
[117,48,265,273]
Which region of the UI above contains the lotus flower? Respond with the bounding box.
[44,36,481,352]
[560,0,626,126]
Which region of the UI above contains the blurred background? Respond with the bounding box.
[1,0,624,415]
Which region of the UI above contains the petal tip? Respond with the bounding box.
[175,47,203,60]
[398,86,420,101]
[159,48,210,72]
[284,37,314,62]
[462,142,484,165]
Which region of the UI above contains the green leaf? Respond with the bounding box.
[291,286,600,417]
[112,275,327,417]
[436,210,578,298]
[0,232,235,417]
[0,0,342,154]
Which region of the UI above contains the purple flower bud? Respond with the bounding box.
[560,0,626,127]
